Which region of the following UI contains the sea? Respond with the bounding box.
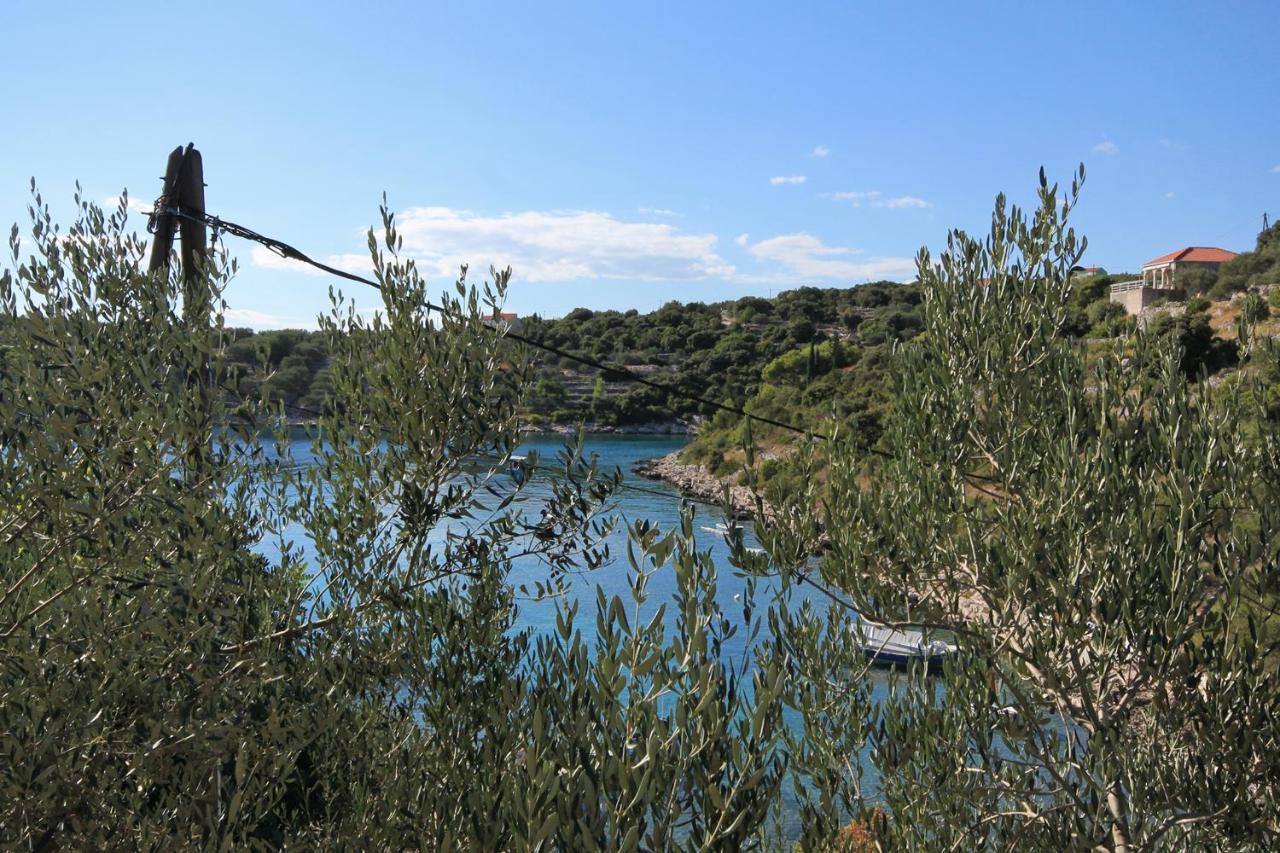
[257,429,893,838]
[260,431,802,648]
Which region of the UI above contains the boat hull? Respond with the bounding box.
[862,647,947,674]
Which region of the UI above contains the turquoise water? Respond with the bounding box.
[257,430,887,837]
[260,430,805,650]
[501,433,787,650]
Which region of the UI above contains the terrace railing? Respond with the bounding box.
[1109,279,1147,294]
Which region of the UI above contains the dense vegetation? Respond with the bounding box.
[517,285,922,430]
[2,194,791,848]
[683,265,1278,499]
[219,283,926,431]
[756,173,1280,848]
[4,178,1279,849]
[1173,222,1280,298]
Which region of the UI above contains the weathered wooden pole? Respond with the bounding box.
[148,143,211,483]
[175,144,211,482]
[147,145,185,274]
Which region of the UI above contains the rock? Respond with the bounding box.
[633,452,766,519]
[520,421,698,436]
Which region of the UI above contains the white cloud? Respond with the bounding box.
[1271,164,1280,174]
[1164,191,1176,199]
[223,307,318,329]
[637,207,681,217]
[746,233,915,282]
[244,205,924,291]
[823,190,881,206]
[280,207,735,283]
[769,175,807,185]
[822,190,930,209]
[811,145,830,158]
[101,194,153,216]
[1092,140,1120,156]
[884,196,931,209]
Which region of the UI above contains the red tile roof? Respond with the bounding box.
[482,312,519,322]
[1144,247,1237,267]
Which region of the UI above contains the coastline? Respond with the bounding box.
[519,420,698,436]
[633,451,765,519]
[277,418,699,435]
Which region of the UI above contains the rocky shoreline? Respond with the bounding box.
[632,451,765,519]
[520,421,698,436]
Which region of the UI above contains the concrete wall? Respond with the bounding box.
[1110,285,1184,316]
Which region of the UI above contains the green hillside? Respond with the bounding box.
[221,283,926,427]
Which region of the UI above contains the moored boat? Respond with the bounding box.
[856,620,954,672]
[701,523,766,556]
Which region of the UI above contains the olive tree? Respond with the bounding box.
[762,169,1280,849]
[0,189,787,849]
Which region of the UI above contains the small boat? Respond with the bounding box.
[700,524,766,557]
[856,621,954,672]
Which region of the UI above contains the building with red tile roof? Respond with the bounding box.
[1071,265,1107,278]
[1142,247,1236,288]
[481,311,522,330]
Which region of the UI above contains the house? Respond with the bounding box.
[1109,246,1237,315]
[1141,247,1236,288]
[481,311,521,330]
[1071,266,1107,278]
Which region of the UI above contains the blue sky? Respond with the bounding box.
[2,1,1277,326]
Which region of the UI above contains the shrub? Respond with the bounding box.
[791,170,1280,848]
[1,190,786,849]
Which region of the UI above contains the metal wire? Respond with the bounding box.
[154,204,832,442]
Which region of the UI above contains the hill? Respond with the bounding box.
[671,274,1280,507]
[221,282,927,430]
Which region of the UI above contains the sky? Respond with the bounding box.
[2,1,1277,327]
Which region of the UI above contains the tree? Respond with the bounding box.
[9,176,1278,851]
[761,340,859,385]
[761,169,1280,848]
[1,190,787,848]
[1147,309,1238,377]
[789,317,817,344]
[1216,222,1280,295]
[1176,264,1218,296]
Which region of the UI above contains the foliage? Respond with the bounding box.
[6,175,1278,850]
[1176,264,1219,296]
[1217,222,1280,295]
[0,190,790,848]
[517,282,922,429]
[761,340,861,384]
[761,169,1280,848]
[1146,309,1239,377]
[1241,291,1270,324]
[1085,298,1130,337]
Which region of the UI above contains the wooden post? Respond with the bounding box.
[176,144,212,482]
[177,145,209,327]
[150,144,211,482]
[147,145,185,274]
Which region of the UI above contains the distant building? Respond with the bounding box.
[481,311,521,330]
[1071,266,1107,278]
[1109,246,1237,315]
[1141,247,1236,289]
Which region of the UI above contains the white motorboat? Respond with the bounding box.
[856,620,954,672]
